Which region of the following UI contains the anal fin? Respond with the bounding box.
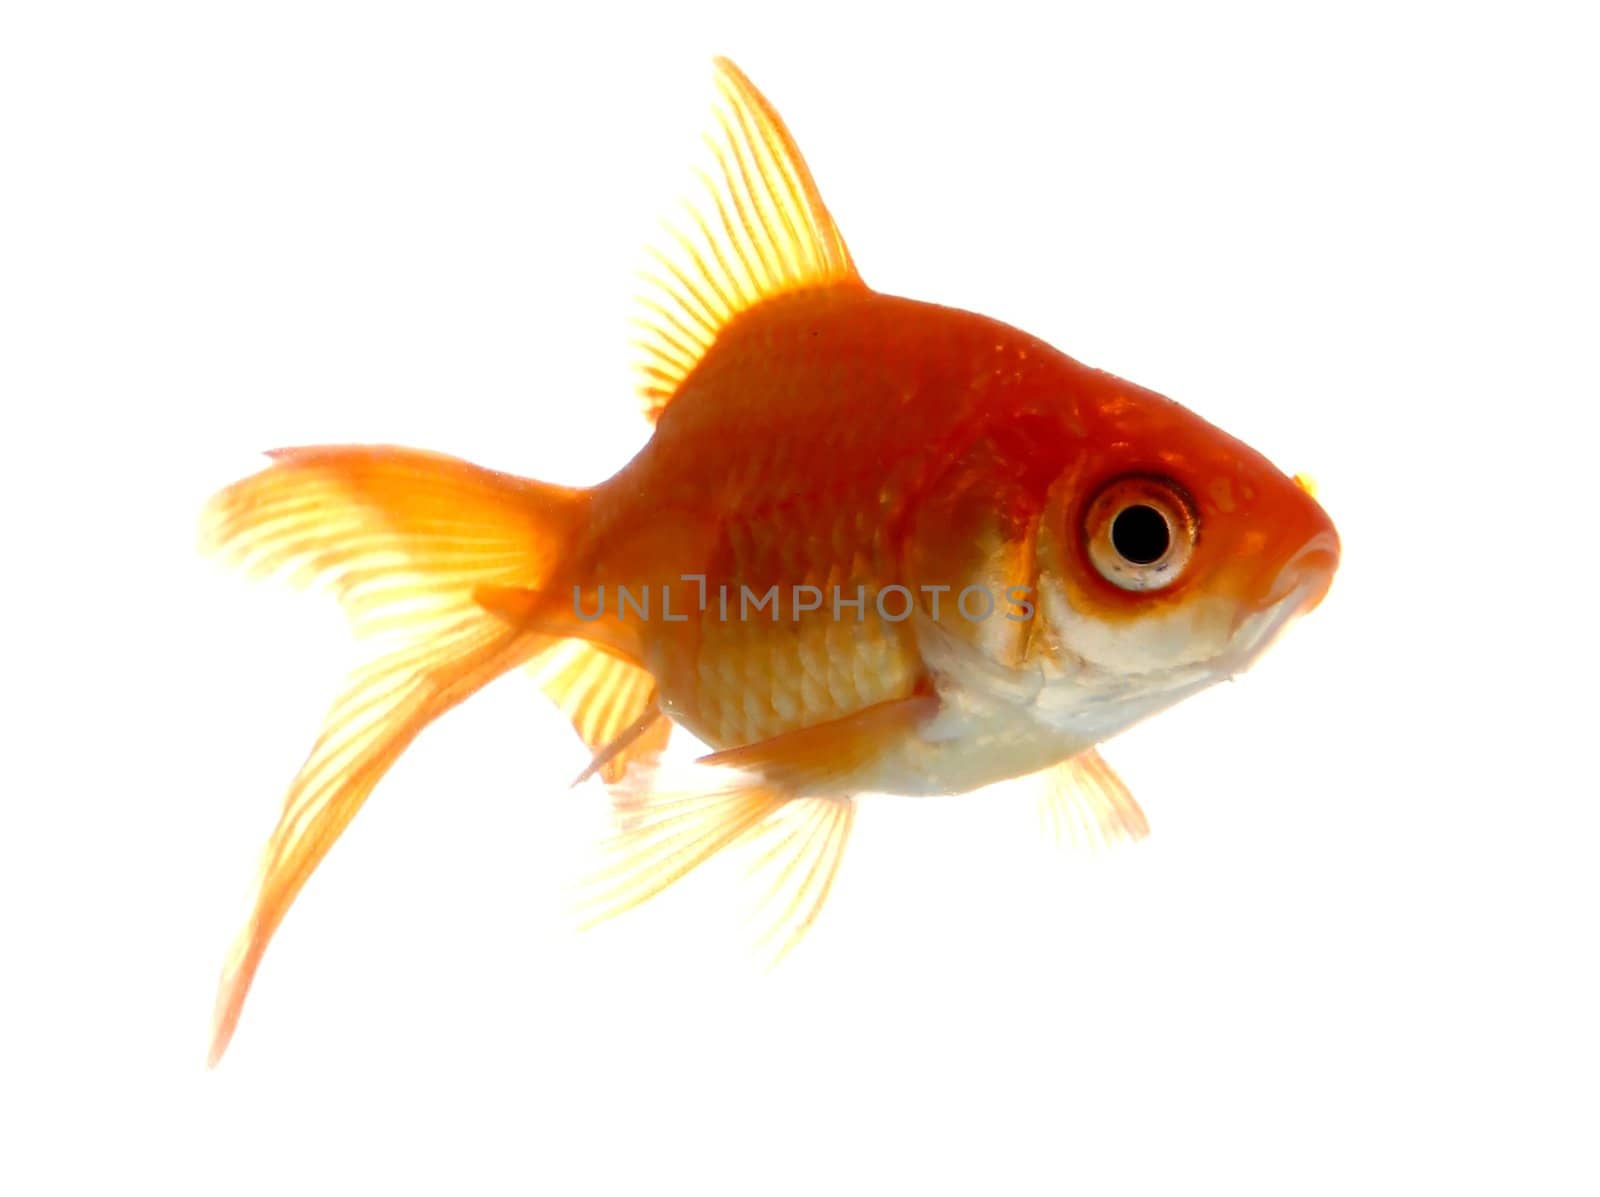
[525,638,671,784]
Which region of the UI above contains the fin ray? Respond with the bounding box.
[526,640,672,783]
[572,697,933,954]
[742,796,855,962]
[1037,747,1151,851]
[634,57,864,420]
[578,774,785,925]
[575,763,855,966]
[201,447,578,1065]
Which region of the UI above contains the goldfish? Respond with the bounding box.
[200,56,1339,1065]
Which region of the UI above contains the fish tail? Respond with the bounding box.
[200,445,586,1065]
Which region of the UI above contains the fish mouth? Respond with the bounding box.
[1262,528,1341,615]
[1224,528,1340,674]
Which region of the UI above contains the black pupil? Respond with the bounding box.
[1110,504,1170,565]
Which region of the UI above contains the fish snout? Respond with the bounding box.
[1272,526,1341,617]
[1221,524,1340,676]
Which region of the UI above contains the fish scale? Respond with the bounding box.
[676,495,920,746]
[595,288,1014,750]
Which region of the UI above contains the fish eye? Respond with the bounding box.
[1111,504,1170,564]
[1083,476,1197,592]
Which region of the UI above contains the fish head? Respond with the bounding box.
[1015,372,1340,738]
[896,356,1336,757]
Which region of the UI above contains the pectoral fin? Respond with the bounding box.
[1037,747,1150,851]
[697,693,939,792]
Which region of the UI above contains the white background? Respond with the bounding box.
[3,2,1596,1193]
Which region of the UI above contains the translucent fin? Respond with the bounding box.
[572,697,934,953]
[203,446,583,638]
[634,56,864,420]
[525,639,671,783]
[1037,747,1151,852]
[572,704,670,787]
[200,446,581,1065]
[475,583,646,663]
[575,760,856,965]
[738,795,856,964]
[577,766,789,928]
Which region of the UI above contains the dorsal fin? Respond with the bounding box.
[634,56,865,421]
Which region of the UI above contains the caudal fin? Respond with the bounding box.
[201,446,585,1066]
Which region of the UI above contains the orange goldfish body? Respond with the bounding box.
[200,58,1339,1065]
